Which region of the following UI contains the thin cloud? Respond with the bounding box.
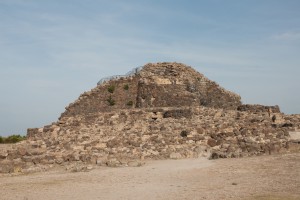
[272,31,300,41]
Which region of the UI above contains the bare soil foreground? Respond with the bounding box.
[1,153,300,200]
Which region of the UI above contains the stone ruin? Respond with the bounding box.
[1,62,300,173]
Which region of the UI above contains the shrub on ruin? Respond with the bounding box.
[107,96,115,106]
[107,85,115,93]
[126,100,133,106]
[123,84,129,90]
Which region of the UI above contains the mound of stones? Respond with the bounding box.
[1,62,300,174]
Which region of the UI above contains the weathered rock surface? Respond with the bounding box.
[0,62,300,173]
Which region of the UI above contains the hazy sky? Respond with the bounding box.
[0,0,300,136]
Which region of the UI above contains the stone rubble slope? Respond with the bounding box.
[1,62,300,174]
[1,107,300,173]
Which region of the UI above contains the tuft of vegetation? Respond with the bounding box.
[107,85,115,93]
[107,96,115,106]
[180,130,188,137]
[123,84,129,90]
[0,134,26,144]
[126,100,133,106]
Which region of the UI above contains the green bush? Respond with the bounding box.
[0,134,26,144]
[123,84,129,90]
[107,96,115,106]
[107,85,115,93]
[126,100,133,106]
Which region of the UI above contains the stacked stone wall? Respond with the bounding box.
[237,104,281,113]
[136,83,199,108]
[1,107,300,173]
[60,77,140,118]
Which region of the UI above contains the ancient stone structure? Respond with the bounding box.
[0,62,300,173]
[61,63,241,118]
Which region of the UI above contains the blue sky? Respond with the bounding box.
[0,0,299,136]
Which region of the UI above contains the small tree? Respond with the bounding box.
[6,134,24,143]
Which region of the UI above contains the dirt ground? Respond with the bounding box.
[1,153,300,200]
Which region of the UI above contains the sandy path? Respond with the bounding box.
[1,153,300,200]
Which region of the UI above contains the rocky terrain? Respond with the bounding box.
[0,62,300,174]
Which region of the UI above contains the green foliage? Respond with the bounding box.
[126,100,133,106]
[107,85,115,93]
[123,84,129,90]
[0,134,26,144]
[107,96,115,106]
